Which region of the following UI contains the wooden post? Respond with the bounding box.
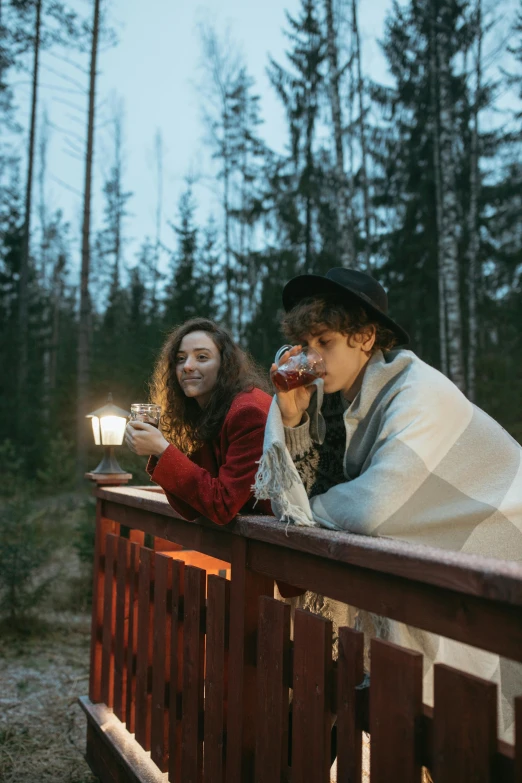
[204,575,230,783]
[255,596,290,783]
[291,609,333,783]
[336,626,364,783]
[226,538,274,783]
[89,501,119,703]
[370,639,423,783]
[432,664,497,782]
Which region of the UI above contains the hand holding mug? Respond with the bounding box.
[125,403,169,457]
[271,345,325,428]
[125,420,169,457]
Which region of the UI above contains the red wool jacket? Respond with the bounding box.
[147,387,273,525]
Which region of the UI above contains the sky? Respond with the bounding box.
[7,0,519,279]
[9,0,393,274]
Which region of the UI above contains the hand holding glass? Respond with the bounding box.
[270,345,326,392]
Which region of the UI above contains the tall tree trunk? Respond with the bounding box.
[436,8,465,390]
[49,253,65,396]
[223,122,232,329]
[152,129,163,311]
[324,0,353,267]
[304,126,313,272]
[17,0,42,432]
[347,47,357,267]
[467,0,482,402]
[110,109,123,298]
[429,13,448,376]
[76,0,101,480]
[38,108,51,423]
[351,0,372,271]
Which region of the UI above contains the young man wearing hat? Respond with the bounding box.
[254,267,522,742]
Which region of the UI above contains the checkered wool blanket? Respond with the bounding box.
[254,349,522,741]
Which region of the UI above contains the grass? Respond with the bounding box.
[0,491,99,783]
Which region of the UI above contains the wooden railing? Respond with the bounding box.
[80,485,522,783]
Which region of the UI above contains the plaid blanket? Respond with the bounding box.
[254,349,522,741]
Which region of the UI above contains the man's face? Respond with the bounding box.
[303,327,374,396]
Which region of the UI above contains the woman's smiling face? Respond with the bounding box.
[175,331,222,407]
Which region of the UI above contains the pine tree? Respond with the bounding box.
[324,0,355,267]
[268,0,327,271]
[227,66,265,338]
[196,216,220,321]
[164,187,199,327]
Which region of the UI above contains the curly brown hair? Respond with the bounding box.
[150,318,269,454]
[281,296,398,353]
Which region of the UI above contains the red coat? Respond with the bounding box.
[147,387,273,525]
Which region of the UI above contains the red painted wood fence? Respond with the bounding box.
[80,485,522,783]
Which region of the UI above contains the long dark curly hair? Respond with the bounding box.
[150,318,269,454]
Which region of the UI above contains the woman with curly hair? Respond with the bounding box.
[125,317,272,525]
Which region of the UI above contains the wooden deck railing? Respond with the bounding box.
[80,484,522,783]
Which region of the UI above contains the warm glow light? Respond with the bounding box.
[91,416,101,446]
[100,415,126,446]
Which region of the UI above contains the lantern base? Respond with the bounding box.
[85,471,133,486]
[86,447,132,486]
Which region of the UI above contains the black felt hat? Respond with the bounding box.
[282,267,409,346]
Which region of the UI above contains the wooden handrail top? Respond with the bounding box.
[96,485,522,608]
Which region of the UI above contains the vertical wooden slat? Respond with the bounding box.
[113,536,130,721]
[432,663,497,783]
[226,538,274,783]
[291,608,332,783]
[181,565,206,783]
[169,558,185,783]
[100,533,117,707]
[203,575,230,783]
[125,541,140,734]
[254,596,290,783]
[336,626,364,783]
[515,696,522,783]
[135,546,154,751]
[128,528,145,546]
[151,553,173,772]
[89,505,119,703]
[369,639,422,783]
[516,696,522,783]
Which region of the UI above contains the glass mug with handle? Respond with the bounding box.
[270,344,326,392]
[130,403,162,428]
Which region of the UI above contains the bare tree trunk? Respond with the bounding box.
[76,0,101,480]
[110,108,123,296]
[49,253,65,395]
[223,132,232,327]
[17,0,42,431]
[467,0,482,402]
[152,128,163,310]
[38,108,51,423]
[351,0,372,271]
[347,47,358,267]
[324,0,353,267]
[429,14,448,376]
[304,120,313,271]
[436,9,465,390]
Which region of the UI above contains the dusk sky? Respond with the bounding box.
[9,0,518,280]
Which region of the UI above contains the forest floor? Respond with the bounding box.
[0,496,99,783]
[0,611,98,783]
